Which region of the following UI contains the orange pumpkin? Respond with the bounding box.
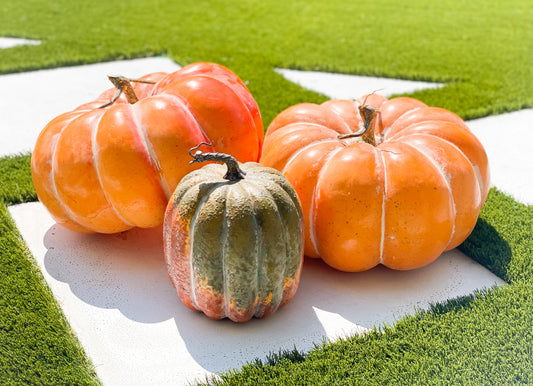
[260,95,489,272]
[31,62,263,234]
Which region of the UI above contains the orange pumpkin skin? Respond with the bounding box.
[31,62,263,234]
[260,96,489,272]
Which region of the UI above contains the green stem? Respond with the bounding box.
[188,143,246,181]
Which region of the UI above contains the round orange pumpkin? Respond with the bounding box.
[31,62,263,234]
[260,95,490,272]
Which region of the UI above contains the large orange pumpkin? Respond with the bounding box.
[31,62,263,234]
[260,95,489,272]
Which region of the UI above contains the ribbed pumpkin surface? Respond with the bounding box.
[31,62,263,234]
[260,95,490,272]
[164,162,304,322]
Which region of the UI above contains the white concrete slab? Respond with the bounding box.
[275,68,443,99]
[0,37,41,49]
[0,57,181,157]
[468,110,533,205]
[9,201,505,386]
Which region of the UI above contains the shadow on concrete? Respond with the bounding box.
[42,222,505,374]
[43,224,180,324]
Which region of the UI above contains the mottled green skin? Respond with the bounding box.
[164,162,304,322]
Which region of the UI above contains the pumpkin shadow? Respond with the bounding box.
[43,224,180,324]
[41,216,507,377]
[174,247,506,375]
[458,217,513,282]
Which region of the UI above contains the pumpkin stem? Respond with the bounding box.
[189,143,246,181]
[337,104,379,146]
[97,76,156,108]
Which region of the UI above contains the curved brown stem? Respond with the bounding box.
[189,143,246,181]
[338,104,379,146]
[97,76,156,108]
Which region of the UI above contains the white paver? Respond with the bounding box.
[275,68,443,99]
[9,202,504,386]
[468,110,533,205]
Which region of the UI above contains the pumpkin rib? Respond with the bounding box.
[282,138,341,175]
[244,173,295,299]
[220,184,231,318]
[266,103,352,137]
[398,140,457,248]
[400,133,483,250]
[90,110,136,229]
[52,110,133,234]
[188,182,228,316]
[187,72,264,151]
[242,177,291,319]
[322,103,354,134]
[161,75,261,160]
[162,93,213,148]
[47,115,95,233]
[281,139,342,258]
[311,146,346,258]
[262,122,338,156]
[167,177,227,313]
[129,103,172,199]
[378,142,455,270]
[390,123,487,202]
[238,181,264,317]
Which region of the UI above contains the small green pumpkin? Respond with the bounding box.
[164,144,304,322]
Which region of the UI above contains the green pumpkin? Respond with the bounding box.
[164,147,304,322]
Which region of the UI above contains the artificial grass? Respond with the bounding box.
[0,0,532,124]
[0,153,35,206]
[0,0,532,384]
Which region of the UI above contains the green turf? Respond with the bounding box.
[0,0,532,384]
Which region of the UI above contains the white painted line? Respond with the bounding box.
[0,57,181,157]
[9,201,505,386]
[275,68,443,99]
[0,37,41,49]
